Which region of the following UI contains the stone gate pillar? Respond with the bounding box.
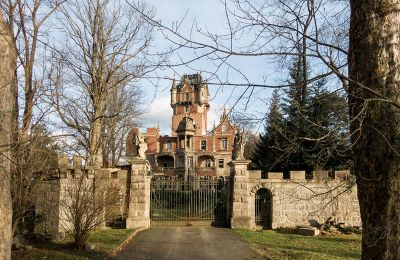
[229,160,254,229]
[126,159,151,229]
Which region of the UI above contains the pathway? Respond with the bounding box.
[112,227,262,260]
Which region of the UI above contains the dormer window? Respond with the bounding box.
[185,92,190,101]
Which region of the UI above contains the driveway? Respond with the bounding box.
[112,227,262,260]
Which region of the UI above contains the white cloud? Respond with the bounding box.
[207,102,224,130]
[142,95,172,135]
[142,93,228,135]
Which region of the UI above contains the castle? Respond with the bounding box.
[127,73,235,177]
[35,73,361,235]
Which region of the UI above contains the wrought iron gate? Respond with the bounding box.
[150,176,227,226]
[255,188,272,229]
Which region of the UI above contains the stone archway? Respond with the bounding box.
[157,155,174,168]
[255,188,273,229]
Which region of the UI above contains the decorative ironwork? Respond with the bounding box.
[150,176,227,226]
[255,188,273,229]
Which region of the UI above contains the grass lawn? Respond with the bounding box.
[235,229,361,260]
[12,228,134,260]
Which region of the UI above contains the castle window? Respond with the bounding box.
[166,142,172,150]
[185,92,190,101]
[201,140,207,150]
[185,106,189,113]
[221,138,228,150]
[205,159,212,168]
[218,159,224,168]
[187,157,193,167]
[222,125,227,133]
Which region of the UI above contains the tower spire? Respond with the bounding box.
[220,108,228,122]
[172,77,176,89]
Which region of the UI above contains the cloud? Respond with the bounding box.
[142,95,172,134]
[142,92,227,135]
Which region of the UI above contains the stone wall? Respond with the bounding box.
[230,160,361,229]
[36,156,361,234]
[35,155,128,235]
[126,158,151,229]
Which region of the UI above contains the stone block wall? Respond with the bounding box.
[35,155,129,235]
[35,180,61,234]
[230,162,361,229]
[36,156,361,234]
[126,159,151,229]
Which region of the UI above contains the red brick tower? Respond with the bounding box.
[170,74,209,136]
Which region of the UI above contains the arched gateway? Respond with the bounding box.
[255,188,273,229]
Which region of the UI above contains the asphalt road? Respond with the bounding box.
[112,227,263,260]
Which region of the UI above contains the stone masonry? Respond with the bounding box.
[126,158,152,229]
[36,157,361,235]
[230,160,361,229]
[35,155,128,234]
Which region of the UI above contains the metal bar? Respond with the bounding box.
[150,176,227,226]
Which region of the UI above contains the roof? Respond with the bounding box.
[176,117,196,133]
[176,73,206,91]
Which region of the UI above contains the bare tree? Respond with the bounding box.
[59,174,120,248]
[52,0,155,168]
[10,125,58,236]
[0,0,65,238]
[130,0,400,257]
[0,0,65,136]
[0,9,16,260]
[102,86,143,167]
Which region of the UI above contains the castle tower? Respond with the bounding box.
[170,74,210,136]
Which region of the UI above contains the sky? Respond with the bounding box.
[139,0,277,135]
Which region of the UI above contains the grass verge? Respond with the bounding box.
[12,228,135,260]
[235,229,361,259]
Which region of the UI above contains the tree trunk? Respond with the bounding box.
[0,11,16,260]
[349,1,400,259]
[89,101,105,168]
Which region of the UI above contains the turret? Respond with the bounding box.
[199,83,206,104]
[220,108,228,123]
[171,73,209,136]
[171,78,177,107]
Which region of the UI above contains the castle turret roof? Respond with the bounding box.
[176,117,195,135]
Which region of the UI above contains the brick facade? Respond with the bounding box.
[128,74,236,177]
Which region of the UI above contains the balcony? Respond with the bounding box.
[158,149,174,156]
[195,167,216,176]
[152,166,216,177]
[153,166,175,176]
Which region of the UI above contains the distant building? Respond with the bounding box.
[127,73,235,177]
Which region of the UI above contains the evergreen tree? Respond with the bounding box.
[253,58,352,173]
[281,57,313,172]
[251,90,285,171]
[306,79,352,170]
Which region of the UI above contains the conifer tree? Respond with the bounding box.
[252,58,352,173]
[251,90,285,171]
[281,57,313,171]
[306,79,352,170]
